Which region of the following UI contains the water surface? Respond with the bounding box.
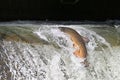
[0,21,120,80]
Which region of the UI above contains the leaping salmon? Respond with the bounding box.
[59,27,89,67]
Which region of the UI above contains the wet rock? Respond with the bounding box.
[0,26,49,45]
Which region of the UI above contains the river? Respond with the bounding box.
[0,21,120,80]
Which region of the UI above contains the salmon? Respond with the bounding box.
[59,27,89,66]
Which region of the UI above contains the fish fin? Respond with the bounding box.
[82,36,89,43]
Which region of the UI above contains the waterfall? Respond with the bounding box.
[0,22,120,80]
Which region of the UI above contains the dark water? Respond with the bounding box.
[0,21,120,80]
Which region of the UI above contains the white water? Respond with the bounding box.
[0,24,120,80]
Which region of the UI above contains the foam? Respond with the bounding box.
[0,24,120,80]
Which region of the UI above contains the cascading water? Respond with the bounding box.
[0,21,120,80]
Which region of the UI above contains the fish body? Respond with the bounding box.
[59,27,87,58]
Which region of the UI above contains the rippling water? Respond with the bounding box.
[0,21,120,80]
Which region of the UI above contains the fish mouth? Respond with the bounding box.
[58,27,65,31]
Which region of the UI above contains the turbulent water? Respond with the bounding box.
[0,21,120,80]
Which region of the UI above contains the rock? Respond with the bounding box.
[0,26,49,45]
